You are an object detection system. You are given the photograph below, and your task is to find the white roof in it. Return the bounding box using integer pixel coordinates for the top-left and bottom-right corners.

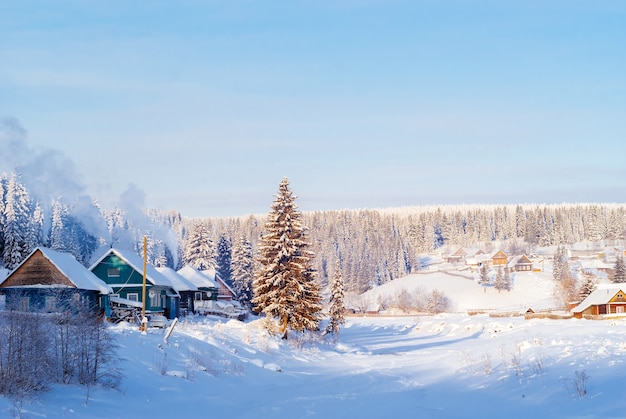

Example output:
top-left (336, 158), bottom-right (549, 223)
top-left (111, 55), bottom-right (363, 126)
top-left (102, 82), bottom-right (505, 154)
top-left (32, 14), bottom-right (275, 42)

top-left (156, 267), bottom-right (198, 292)
top-left (177, 265), bottom-right (218, 289)
top-left (89, 247), bottom-right (176, 288)
top-left (572, 286), bottom-right (626, 313)
top-left (2, 247), bottom-right (112, 294)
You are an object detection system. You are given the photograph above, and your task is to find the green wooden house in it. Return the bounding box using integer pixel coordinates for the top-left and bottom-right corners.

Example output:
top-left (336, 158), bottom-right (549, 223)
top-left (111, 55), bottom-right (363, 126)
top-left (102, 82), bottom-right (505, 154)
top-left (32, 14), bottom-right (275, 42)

top-left (89, 248), bottom-right (180, 320)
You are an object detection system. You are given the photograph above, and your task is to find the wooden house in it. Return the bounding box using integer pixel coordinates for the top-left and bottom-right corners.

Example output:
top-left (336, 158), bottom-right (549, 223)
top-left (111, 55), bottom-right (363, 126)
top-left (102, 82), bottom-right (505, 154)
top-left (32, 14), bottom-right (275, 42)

top-left (0, 247), bottom-right (111, 314)
top-left (177, 265), bottom-right (219, 313)
top-left (197, 267), bottom-right (236, 301)
top-left (447, 247), bottom-right (467, 264)
top-left (89, 248), bottom-right (180, 320)
top-left (572, 287), bottom-right (626, 319)
top-left (491, 250), bottom-right (508, 267)
top-left (511, 255), bottom-right (533, 272)
top-left (156, 266), bottom-right (200, 315)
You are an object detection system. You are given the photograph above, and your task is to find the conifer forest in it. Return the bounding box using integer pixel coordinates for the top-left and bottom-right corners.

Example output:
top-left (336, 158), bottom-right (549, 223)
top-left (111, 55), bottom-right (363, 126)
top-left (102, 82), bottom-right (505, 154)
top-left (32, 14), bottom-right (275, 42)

top-left (1, 171), bottom-right (625, 295)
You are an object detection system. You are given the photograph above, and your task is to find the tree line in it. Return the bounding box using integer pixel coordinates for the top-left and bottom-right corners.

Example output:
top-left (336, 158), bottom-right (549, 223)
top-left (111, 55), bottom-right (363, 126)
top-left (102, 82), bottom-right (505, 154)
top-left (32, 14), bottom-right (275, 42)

top-left (2, 170), bottom-right (625, 296)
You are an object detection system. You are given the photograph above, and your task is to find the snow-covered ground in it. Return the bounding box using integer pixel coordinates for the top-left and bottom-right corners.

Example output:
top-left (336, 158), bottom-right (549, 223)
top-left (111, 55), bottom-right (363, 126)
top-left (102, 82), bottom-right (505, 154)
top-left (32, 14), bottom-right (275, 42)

top-left (3, 271), bottom-right (626, 418)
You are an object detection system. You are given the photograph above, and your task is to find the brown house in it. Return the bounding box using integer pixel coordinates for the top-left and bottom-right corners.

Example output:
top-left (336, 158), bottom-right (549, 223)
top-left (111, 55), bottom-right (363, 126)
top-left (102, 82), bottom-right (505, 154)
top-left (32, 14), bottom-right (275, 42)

top-left (0, 247), bottom-right (111, 313)
top-left (572, 287), bottom-right (626, 319)
top-left (512, 255), bottom-right (533, 272)
top-left (491, 250), bottom-right (508, 267)
top-left (447, 247), bottom-right (468, 264)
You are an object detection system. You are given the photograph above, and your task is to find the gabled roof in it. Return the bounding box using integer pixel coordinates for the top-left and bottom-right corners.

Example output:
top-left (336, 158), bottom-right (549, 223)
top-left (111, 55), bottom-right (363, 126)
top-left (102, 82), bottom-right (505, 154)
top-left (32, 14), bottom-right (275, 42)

top-left (89, 247), bottom-right (175, 288)
top-left (491, 250), bottom-right (507, 259)
top-left (1, 247), bottom-right (112, 294)
top-left (156, 267), bottom-right (198, 292)
top-left (176, 265), bottom-right (218, 289)
top-left (451, 247), bottom-right (467, 257)
top-left (572, 286), bottom-right (626, 313)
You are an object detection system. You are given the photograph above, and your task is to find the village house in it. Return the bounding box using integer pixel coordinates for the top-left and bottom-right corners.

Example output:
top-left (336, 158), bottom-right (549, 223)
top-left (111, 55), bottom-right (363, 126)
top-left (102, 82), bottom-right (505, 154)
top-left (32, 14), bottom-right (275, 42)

top-left (572, 286), bottom-right (626, 319)
top-left (89, 247), bottom-right (180, 321)
top-left (176, 265), bottom-right (220, 314)
top-left (0, 247), bottom-right (111, 314)
top-left (491, 250), bottom-right (508, 267)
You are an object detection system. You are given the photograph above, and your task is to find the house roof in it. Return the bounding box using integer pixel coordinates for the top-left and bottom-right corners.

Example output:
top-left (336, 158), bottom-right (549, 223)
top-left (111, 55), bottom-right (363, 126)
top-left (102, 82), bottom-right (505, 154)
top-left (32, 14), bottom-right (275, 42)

top-left (491, 250), bottom-right (507, 259)
top-left (156, 267), bottom-right (198, 292)
top-left (572, 286), bottom-right (626, 313)
top-left (89, 247), bottom-right (176, 288)
top-left (1, 247), bottom-right (112, 294)
top-left (176, 265), bottom-right (218, 289)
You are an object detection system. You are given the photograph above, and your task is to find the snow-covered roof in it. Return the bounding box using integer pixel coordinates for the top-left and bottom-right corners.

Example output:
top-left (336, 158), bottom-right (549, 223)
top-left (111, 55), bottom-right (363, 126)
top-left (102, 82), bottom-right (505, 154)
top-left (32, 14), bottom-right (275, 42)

top-left (572, 286), bottom-right (626, 313)
top-left (156, 267), bottom-right (198, 292)
top-left (176, 265), bottom-right (218, 289)
top-left (89, 247), bottom-right (176, 288)
top-left (2, 247), bottom-right (112, 294)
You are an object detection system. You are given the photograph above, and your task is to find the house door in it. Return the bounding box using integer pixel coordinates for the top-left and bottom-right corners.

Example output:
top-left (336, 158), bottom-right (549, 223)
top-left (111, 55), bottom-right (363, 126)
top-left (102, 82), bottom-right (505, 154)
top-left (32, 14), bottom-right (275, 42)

top-left (598, 305), bottom-right (607, 315)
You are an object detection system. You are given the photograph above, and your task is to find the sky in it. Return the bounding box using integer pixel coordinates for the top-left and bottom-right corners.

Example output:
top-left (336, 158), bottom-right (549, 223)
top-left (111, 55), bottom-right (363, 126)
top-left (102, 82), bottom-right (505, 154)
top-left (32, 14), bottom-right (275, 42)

top-left (1, 1), bottom-right (625, 218)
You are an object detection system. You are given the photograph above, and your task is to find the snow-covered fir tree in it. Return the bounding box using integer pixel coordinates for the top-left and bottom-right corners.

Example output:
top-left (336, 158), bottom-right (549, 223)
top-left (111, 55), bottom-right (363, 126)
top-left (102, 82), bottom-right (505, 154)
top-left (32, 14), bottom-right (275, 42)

top-left (2, 172), bottom-right (37, 269)
top-left (182, 222), bottom-right (216, 270)
top-left (216, 233), bottom-right (232, 284)
top-left (579, 275), bottom-right (596, 300)
top-left (325, 260), bottom-right (345, 337)
top-left (494, 266), bottom-right (505, 293)
top-left (231, 234), bottom-right (254, 310)
top-left (503, 266), bottom-right (512, 291)
top-left (612, 255), bottom-right (626, 283)
top-left (252, 178), bottom-right (322, 339)
top-left (478, 263), bottom-right (490, 292)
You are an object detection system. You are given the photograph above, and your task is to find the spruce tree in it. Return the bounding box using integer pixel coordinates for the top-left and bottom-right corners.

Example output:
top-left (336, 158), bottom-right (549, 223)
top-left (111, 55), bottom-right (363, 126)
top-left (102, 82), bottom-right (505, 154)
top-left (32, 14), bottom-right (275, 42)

top-left (252, 178), bottom-right (322, 339)
top-left (579, 275), bottom-right (596, 300)
top-left (231, 234), bottom-right (254, 310)
top-left (494, 266), bottom-right (505, 293)
top-left (612, 255), bottom-right (626, 283)
top-left (216, 233), bottom-right (232, 284)
top-left (478, 263), bottom-right (490, 292)
top-left (503, 266), bottom-right (512, 291)
top-left (182, 222), bottom-right (216, 271)
top-left (325, 260), bottom-right (345, 337)
top-left (2, 172), bottom-right (35, 269)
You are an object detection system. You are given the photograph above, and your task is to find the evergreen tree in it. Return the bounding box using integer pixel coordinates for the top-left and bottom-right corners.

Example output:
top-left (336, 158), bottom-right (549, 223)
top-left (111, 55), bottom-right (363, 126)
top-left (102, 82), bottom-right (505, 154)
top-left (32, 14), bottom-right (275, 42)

top-left (2, 173), bottom-right (36, 269)
top-left (231, 234), bottom-right (254, 310)
top-left (216, 233), bottom-right (232, 284)
top-left (579, 275), bottom-right (596, 300)
top-left (612, 255), bottom-right (626, 283)
top-left (182, 222), bottom-right (216, 270)
top-left (494, 266), bottom-right (505, 293)
top-left (325, 260), bottom-right (345, 337)
top-left (503, 266), bottom-right (512, 292)
top-left (478, 263), bottom-right (490, 292)
top-left (252, 178), bottom-right (322, 339)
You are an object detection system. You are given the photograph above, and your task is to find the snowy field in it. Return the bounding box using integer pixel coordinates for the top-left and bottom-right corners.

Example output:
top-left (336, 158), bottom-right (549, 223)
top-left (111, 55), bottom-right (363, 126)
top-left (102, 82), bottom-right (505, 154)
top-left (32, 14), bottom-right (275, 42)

top-left (3, 272), bottom-right (626, 418)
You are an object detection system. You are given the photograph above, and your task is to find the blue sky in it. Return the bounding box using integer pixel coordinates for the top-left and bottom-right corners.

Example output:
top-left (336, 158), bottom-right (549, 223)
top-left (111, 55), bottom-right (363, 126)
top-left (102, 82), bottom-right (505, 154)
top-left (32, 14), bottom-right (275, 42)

top-left (1, 1), bottom-right (625, 217)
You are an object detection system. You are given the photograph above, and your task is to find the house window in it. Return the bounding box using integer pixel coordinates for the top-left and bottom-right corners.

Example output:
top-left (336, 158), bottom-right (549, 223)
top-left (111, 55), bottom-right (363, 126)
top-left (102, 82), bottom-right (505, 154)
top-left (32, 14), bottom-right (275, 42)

top-left (617, 306), bottom-right (624, 314)
top-left (45, 296), bottom-right (56, 312)
top-left (107, 268), bottom-right (121, 277)
top-left (127, 293), bottom-right (139, 302)
top-left (150, 291), bottom-right (160, 307)
top-left (195, 292), bottom-right (202, 301)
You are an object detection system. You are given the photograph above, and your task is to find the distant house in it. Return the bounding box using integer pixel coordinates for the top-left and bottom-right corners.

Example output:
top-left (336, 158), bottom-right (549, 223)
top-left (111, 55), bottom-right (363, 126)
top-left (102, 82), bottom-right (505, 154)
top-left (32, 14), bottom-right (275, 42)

top-left (89, 248), bottom-right (180, 320)
top-left (511, 255), bottom-right (533, 272)
top-left (491, 250), bottom-right (508, 267)
top-left (572, 287), bottom-right (626, 319)
top-left (177, 265), bottom-right (220, 314)
top-left (447, 247), bottom-right (467, 264)
top-left (0, 247), bottom-right (111, 314)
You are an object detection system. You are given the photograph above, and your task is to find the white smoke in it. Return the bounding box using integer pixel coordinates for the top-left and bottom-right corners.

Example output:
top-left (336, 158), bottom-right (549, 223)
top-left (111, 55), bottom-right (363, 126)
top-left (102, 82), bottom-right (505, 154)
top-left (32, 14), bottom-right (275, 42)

top-left (1, 117), bottom-right (179, 263)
